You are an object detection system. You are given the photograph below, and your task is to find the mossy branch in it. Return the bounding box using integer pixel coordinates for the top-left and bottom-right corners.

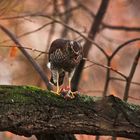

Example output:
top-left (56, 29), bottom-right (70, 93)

top-left (0, 85), bottom-right (140, 139)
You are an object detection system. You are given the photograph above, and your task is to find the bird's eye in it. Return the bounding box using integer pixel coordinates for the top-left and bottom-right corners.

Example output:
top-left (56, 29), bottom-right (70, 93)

top-left (70, 42), bottom-right (81, 55)
top-left (72, 42), bottom-right (79, 52)
top-left (67, 41), bottom-right (81, 54)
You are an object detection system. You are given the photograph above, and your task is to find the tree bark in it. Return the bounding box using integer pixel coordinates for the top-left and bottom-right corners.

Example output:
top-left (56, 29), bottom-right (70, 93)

top-left (0, 85), bottom-right (140, 139)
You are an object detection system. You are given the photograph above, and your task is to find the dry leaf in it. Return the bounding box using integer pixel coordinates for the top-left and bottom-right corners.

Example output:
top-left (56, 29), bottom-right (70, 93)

top-left (9, 46), bottom-right (17, 58)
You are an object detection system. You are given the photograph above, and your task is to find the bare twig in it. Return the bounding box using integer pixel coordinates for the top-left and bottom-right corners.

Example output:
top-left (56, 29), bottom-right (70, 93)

top-left (129, 96), bottom-right (140, 101)
top-left (0, 21), bottom-right (54, 44)
top-left (18, 21), bottom-right (54, 37)
top-left (61, 0), bottom-right (72, 37)
top-left (83, 58), bottom-right (127, 79)
top-left (102, 23), bottom-right (140, 32)
top-left (0, 45), bottom-right (47, 54)
top-left (79, 2), bottom-right (95, 17)
top-left (110, 77), bottom-right (140, 86)
top-left (111, 38), bottom-right (140, 59)
top-left (102, 59), bottom-right (111, 97)
top-left (0, 5), bottom-right (80, 20)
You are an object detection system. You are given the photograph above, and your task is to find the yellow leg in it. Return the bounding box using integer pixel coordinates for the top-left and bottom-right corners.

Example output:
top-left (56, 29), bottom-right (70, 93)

top-left (56, 71), bottom-right (60, 95)
top-left (51, 71), bottom-right (61, 95)
top-left (68, 77), bottom-right (71, 90)
top-left (68, 77), bottom-right (76, 98)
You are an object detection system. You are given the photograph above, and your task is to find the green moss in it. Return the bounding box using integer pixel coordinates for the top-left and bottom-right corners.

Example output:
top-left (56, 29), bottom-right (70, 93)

top-left (22, 85), bottom-right (42, 92)
top-left (75, 94), bottom-right (101, 105)
top-left (2, 85), bottom-right (139, 112)
top-left (8, 93), bottom-right (31, 103)
top-left (0, 85), bottom-right (101, 106)
top-left (0, 85), bottom-right (45, 103)
top-left (83, 95), bottom-right (100, 102)
top-left (125, 102), bottom-right (140, 111)
top-left (113, 95), bottom-right (140, 111)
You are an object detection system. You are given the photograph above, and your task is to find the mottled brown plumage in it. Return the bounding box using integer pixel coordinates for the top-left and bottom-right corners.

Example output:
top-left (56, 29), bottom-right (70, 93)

top-left (48, 39), bottom-right (83, 90)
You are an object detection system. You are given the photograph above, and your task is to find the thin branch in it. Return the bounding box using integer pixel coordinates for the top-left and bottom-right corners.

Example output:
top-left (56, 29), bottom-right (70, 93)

top-left (0, 21), bottom-right (54, 44)
top-left (0, 45), bottom-right (47, 54)
top-left (83, 63), bottom-right (96, 69)
top-left (129, 96), bottom-right (140, 101)
top-left (58, 5), bottom-right (80, 17)
top-left (0, 5), bottom-right (80, 20)
top-left (84, 58), bottom-right (127, 79)
top-left (110, 77), bottom-right (140, 86)
top-left (17, 21), bottom-right (54, 38)
top-left (61, 0), bottom-right (72, 37)
top-left (79, 3), bottom-right (95, 17)
top-left (102, 23), bottom-right (140, 32)
top-left (111, 38), bottom-right (140, 59)
top-left (103, 59), bottom-right (111, 97)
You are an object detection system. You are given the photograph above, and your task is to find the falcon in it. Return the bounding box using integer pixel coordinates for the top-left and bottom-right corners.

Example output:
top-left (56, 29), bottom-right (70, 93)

top-left (47, 39), bottom-right (83, 97)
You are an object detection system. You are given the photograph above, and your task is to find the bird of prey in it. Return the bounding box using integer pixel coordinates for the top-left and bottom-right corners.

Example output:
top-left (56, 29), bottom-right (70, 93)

top-left (47, 39), bottom-right (83, 97)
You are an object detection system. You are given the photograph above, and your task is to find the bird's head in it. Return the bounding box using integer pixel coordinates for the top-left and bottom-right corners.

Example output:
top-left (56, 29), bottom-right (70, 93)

top-left (67, 40), bottom-right (82, 56)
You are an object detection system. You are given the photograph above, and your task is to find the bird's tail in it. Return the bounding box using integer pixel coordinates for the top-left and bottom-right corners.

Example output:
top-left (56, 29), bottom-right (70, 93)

top-left (50, 71), bottom-right (65, 86)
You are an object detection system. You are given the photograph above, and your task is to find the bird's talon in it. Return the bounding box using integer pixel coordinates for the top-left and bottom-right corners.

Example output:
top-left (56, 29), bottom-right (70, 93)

top-left (51, 89), bottom-right (79, 99)
top-left (69, 91), bottom-right (78, 98)
top-left (61, 90), bottom-right (78, 99)
top-left (51, 90), bottom-right (61, 96)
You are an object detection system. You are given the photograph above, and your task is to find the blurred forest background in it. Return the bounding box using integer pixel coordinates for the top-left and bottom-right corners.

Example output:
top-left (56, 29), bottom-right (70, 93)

top-left (0, 0), bottom-right (140, 140)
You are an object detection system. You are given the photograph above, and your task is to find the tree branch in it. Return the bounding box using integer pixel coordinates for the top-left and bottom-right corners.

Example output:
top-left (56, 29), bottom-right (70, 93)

top-left (0, 85), bottom-right (140, 139)
top-left (102, 23), bottom-right (140, 32)
top-left (123, 49), bottom-right (140, 101)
